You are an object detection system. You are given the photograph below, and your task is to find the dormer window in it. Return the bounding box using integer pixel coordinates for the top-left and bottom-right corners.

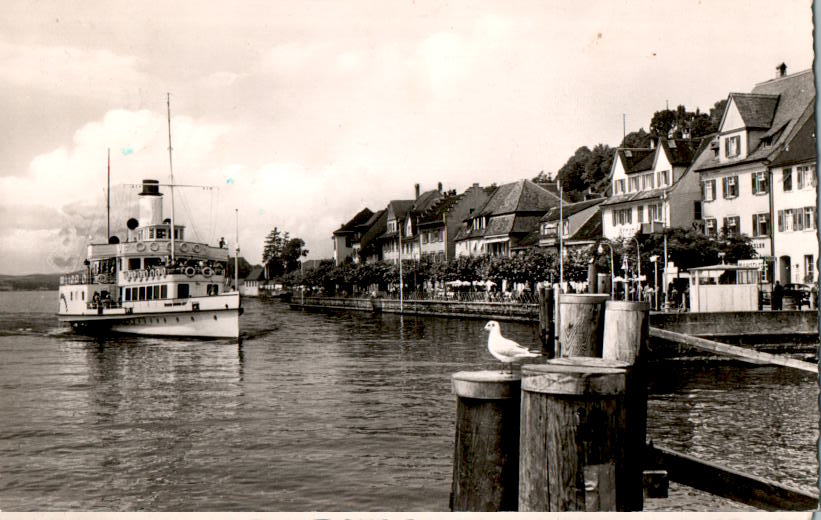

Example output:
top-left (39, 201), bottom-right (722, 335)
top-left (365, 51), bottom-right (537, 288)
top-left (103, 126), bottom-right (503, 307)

top-left (628, 176), bottom-right (640, 192)
top-left (657, 170), bottom-right (669, 186)
top-left (724, 135), bottom-right (741, 158)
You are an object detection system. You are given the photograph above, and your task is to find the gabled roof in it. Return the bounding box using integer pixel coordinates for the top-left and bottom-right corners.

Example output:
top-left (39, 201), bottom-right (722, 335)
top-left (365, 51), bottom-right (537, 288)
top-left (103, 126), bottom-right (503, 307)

top-left (411, 189), bottom-right (442, 215)
top-left (478, 179), bottom-right (562, 216)
top-left (769, 106), bottom-right (816, 167)
top-left (541, 197), bottom-right (605, 222)
top-left (359, 209), bottom-right (387, 254)
top-left (245, 266), bottom-right (265, 281)
top-left (333, 207), bottom-right (374, 235)
top-left (616, 148), bottom-right (654, 174)
top-left (419, 192), bottom-right (458, 225)
top-left (626, 149), bottom-right (656, 174)
top-left (386, 200), bottom-right (414, 221)
top-left (658, 138), bottom-right (700, 167)
top-left (601, 187), bottom-right (667, 207)
top-left (569, 208), bottom-right (603, 242)
top-left (728, 93), bottom-right (779, 129)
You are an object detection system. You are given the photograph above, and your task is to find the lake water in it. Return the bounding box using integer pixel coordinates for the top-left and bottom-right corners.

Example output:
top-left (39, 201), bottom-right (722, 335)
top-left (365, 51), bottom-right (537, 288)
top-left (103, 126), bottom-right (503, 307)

top-left (0, 291), bottom-right (816, 511)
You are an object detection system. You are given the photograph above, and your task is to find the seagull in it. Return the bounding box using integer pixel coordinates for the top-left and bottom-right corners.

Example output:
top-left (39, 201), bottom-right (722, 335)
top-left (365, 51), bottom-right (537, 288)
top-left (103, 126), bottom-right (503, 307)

top-left (484, 320), bottom-right (540, 373)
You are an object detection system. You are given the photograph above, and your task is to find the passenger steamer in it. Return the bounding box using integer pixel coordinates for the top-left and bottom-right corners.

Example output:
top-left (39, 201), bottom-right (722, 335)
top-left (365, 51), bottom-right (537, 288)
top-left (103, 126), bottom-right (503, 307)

top-left (57, 179), bottom-right (242, 338)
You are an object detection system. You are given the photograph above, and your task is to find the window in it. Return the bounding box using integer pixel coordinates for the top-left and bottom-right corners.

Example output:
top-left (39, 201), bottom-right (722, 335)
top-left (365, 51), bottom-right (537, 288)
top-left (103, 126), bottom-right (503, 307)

top-left (161, 285), bottom-right (168, 299)
top-left (783, 168), bottom-right (793, 191)
top-left (725, 135), bottom-right (741, 158)
top-left (751, 171), bottom-right (769, 195)
top-left (703, 179), bottom-right (716, 201)
top-left (805, 255), bottom-right (815, 281)
top-left (752, 213), bottom-right (770, 237)
top-left (128, 258), bottom-right (141, 270)
top-left (616, 179), bottom-right (625, 194)
top-left (694, 201), bottom-right (702, 221)
top-left (178, 284), bottom-right (189, 299)
top-left (636, 205), bottom-right (644, 223)
top-left (704, 218), bottom-right (717, 236)
top-left (157, 228), bottom-right (167, 239)
top-left (642, 173), bottom-right (654, 190)
top-left (617, 208), bottom-right (632, 225)
top-left (722, 175), bottom-right (738, 199)
top-left (804, 207), bottom-right (816, 230)
top-left (797, 164), bottom-right (817, 189)
top-left (657, 170), bottom-right (670, 187)
top-left (722, 216), bottom-right (740, 236)
top-left (147, 286), bottom-right (154, 300)
top-left (611, 210), bottom-right (617, 226)
top-left (139, 286), bottom-right (146, 301)
top-left (629, 176), bottom-right (640, 192)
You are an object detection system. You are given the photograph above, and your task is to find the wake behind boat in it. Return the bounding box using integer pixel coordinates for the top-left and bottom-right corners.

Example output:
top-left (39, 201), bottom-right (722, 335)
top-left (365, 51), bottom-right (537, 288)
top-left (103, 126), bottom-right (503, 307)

top-left (57, 179), bottom-right (242, 338)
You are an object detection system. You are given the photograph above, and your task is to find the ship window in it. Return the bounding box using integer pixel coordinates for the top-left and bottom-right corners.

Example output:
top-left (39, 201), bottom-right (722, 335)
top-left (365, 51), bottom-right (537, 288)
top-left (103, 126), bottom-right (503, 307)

top-left (128, 258), bottom-right (141, 270)
top-left (157, 228), bottom-right (167, 239)
top-left (161, 285), bottom-right (168, 299)
top-left (149, 228), bottom-right (155, 239)
top-left (82, 291), bottom-right (85, 301)
top-left (70, 292), bottom-right (73, 301)
top-left (144, 257), bottom-right (162, 269)
top-left (178, 283), bottom-right (189, 299)
top-left (139, 287), bottom-right (146, 301)
top-left (147, 286), bottom-right (154, 300)
top-left (124, 288), bottom-right (130, 301)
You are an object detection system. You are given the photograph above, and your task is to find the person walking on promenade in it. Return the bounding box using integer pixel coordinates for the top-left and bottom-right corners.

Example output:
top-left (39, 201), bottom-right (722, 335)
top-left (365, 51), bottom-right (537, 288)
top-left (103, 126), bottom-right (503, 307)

top-left (772, 280), bottom-right (784, 311)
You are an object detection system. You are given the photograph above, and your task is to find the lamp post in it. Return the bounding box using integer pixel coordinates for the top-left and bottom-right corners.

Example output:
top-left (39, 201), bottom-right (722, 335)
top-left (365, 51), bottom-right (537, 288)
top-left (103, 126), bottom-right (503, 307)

top-left (650, 254), bottom-right (659, 310)
top-left (622, 256), bottom-right (629, 301)
top-left (597, 240), bottom-right (614, 299)
top-left (628, 236), bottom-right (641, 302)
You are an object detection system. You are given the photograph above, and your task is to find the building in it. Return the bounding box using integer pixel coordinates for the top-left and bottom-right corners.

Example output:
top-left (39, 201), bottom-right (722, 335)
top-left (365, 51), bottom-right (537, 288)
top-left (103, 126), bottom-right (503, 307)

top-left (332, 207), bottom-right (374, 265)
top-left (355, 209), bottom-right (387, 264)
top-left (398, 184), bottom-right (444, 261)
top-left (602, 137), bottom-right (704, 241)
top-left (693, 66), bottom-right (815, 284)
top-left (538, 197), bottom-right (605, 253)
top-left (454, 179), bottom-right (563, 257)
top-left (240, 265), bottom-right (265, 297)
top-left (415, 183), bottom-right (494, 262)
top-left (380, 199), bottom-right (414, 264)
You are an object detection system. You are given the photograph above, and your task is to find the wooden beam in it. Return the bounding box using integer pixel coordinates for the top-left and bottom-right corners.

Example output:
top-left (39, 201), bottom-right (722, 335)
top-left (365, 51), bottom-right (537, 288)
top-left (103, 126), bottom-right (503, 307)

top-left (649, 327), bottom-right (817, 374)
top-left (647, 444), bottom-right (818, 511)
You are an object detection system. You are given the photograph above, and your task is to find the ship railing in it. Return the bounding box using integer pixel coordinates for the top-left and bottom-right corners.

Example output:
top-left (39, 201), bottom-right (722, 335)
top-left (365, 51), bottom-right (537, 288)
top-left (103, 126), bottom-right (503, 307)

top-left (86, 299), bottom-right (123, 310)
top-left (60, 272), bottom-right (119, 285)
top-left (122, 265), bottom-right (226, 282)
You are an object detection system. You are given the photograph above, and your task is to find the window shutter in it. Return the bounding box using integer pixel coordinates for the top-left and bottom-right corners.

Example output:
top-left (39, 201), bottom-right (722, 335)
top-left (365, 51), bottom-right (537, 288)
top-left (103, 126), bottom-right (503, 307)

top-left (752, 172), bottom-right (756, 194)
top-left (701, 182), bottom-right (705, 200)
top-left (722, 177), bottom-right (728, 198)
top-left (778, 210), bottom-right (784, 232)
top-left (752, 215), bottom-right (757, 236)
top-left (612, 210), bottom-right (616, 226)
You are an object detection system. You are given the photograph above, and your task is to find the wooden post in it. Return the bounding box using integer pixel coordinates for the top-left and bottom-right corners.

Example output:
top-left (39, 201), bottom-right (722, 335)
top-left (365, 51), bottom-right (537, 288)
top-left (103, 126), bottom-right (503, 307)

top-left (519, 360), bottom-right (627, 511)
top-left (538, 286), bottom-right (555, 357)
top-left (451, 371), bottom-right (521, 511)
top-left (557, 293), bottom-right (609, 358)
top-left (602, 300), bottom-right (649, 511)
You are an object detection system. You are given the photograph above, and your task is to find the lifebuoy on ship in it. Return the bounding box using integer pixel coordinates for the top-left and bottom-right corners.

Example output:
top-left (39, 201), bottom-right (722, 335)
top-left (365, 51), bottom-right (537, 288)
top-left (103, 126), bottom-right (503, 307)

top-left (185, 266), bottom-right (195, 277)
top-left (150, 242), bottom-right (159, 252)
top-left (202, 267), bottom-right (213, 278)
top-left (159, 267), bottom-right (166, 277)
top-left (180, 243), bottom-right (189, 253)
top-left (136, 242), bottom-right (146, 252)
top-left (192, 244), bottom-right (201, 253)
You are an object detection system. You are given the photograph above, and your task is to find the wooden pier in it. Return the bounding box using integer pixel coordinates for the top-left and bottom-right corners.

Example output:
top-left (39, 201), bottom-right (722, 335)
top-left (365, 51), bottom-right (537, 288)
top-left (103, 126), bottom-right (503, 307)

top-left (450, 290), bottom-right (818, 512)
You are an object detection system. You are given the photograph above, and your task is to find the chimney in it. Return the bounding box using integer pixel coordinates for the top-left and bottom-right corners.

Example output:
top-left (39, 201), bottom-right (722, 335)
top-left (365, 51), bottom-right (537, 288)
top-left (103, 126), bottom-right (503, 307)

top-left (437, 182), bottom-right (442, 193)
top-left (473, 182), bottom-right (479, 187)
top-left (414, 183), bottom-right (420, 198)
top-left (776, 62), bottom-right (787, 78)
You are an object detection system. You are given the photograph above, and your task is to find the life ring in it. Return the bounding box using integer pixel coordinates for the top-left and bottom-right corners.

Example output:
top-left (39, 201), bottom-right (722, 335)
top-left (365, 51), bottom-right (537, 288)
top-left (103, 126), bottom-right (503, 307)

top-left (214, 266), bottom-right (224, 276)
top-left (150, 242), bottom-right (159, 252)
top-left (185, 266), bottom-right (195, 277)
top-left (202, 267), bottom-right (213, 278)
top-left (136, 242), bottom-right (146, 252)
top-left (159, 267), bottom-right (166, 277)
top-left (180, 243), bottom-right (189, 253)
top-left (192, 244), bottom-right (201, 253)
top-left (150, 269), bottom-right (157, 278)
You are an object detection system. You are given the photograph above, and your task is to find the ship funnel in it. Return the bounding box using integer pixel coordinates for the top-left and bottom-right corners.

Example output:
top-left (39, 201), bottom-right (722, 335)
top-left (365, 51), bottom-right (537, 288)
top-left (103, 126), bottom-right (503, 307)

top-left (138, 179), bottom-right (164, 226)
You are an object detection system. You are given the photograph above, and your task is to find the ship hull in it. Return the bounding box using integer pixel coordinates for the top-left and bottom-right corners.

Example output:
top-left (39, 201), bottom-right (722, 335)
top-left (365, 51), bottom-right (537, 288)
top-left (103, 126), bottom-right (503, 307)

top-left (60, 308), bottom-right (240, 338)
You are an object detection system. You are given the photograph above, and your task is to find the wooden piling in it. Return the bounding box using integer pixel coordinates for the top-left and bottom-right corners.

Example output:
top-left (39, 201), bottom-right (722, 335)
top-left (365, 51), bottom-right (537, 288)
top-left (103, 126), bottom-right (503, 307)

top-left (537, 286), bottom-right (555, 357)
top-left (450, 370), bottom-right (521, 511)
top-left (519, 360), bottom-right (628, 511)
top-left (602, 300), bottom-right (650, 511)
top-left (557, 293), bottom-right (609, 358)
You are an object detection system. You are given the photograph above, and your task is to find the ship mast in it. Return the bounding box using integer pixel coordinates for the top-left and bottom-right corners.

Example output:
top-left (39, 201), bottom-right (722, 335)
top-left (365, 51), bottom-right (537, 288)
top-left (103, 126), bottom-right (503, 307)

top-left (167, 93), bottom-right (176, 263)
top-left (235, 208), bottom-right (240, 291)
top-left (106, 148), bottom-right (111, 241)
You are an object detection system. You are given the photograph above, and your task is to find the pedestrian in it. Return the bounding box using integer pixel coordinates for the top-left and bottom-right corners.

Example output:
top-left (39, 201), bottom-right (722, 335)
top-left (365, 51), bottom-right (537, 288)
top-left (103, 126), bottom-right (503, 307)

top-left (772, 280), bottom-right (783, 311)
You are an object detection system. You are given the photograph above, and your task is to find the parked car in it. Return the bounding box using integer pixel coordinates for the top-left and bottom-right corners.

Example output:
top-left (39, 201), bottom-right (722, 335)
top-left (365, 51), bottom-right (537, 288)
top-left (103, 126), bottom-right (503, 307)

top-left (783, 283), bottom-right (812, 308)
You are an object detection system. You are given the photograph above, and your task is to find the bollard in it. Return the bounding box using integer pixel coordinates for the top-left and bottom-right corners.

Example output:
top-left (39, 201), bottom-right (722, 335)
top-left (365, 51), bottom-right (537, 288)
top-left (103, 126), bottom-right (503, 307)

top-left (451, 370), bottom-right (521, 511)
top-left (537, 286), bottom-right (555, 357)
top-left (602, 300), bottom-right (650, 511)
top-left (519, 359), bottom-right (628, 511)
top-left (557, 294), bottom-right (609, 358)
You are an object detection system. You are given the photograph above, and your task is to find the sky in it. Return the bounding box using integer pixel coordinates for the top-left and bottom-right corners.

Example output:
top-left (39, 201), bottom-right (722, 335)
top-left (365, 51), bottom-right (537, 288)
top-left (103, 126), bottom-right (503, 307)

top-left (0, 0), bottom-right (814, 274)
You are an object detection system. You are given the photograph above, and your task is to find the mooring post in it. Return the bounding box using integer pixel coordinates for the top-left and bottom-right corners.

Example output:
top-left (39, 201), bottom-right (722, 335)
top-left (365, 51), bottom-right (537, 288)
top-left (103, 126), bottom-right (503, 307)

top-left (557, 293), bottom-right (609, 358)
top-left (602, 300), bottom-right (650, 511)
top-left (450, 370), bottom-right (521, 511)
top-left (519, 359), bottom-right (628, 511)
top-left (537, 286), bottom-right (555, 357)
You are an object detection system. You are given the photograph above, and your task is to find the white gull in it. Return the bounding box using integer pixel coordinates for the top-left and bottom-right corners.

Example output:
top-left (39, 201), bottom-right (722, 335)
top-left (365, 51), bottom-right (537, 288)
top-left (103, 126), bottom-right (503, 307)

top-left (483, 320), bottom-right (540, 373)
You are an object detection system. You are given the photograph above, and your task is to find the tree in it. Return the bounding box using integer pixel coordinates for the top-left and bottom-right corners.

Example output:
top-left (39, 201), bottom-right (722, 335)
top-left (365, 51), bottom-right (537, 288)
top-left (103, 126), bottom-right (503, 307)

top-left (620, 128), bottom-right (651, 148)
top-left (262, 227), bottom-right (308, 278)
top-left (557, 146), bottom-right (592, 199)
top-left (583, 143), bottom-right (615, 194)
top-left (282, 238), bottom-right (308, 273)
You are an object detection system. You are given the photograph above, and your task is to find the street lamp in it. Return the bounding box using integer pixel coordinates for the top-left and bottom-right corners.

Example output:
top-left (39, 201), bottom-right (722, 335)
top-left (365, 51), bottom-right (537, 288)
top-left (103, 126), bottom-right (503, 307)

top-left (649, 254), bottom-right (659, 310)
top-left (597, 240), bottom-right (614, 300)
top-left (628, 236), bottom-right (641, 302)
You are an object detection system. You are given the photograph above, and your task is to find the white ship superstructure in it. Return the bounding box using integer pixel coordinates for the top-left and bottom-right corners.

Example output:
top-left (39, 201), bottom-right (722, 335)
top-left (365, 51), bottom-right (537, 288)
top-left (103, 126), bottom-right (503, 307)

top-left (57, 179), bottom-right (241, 338)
